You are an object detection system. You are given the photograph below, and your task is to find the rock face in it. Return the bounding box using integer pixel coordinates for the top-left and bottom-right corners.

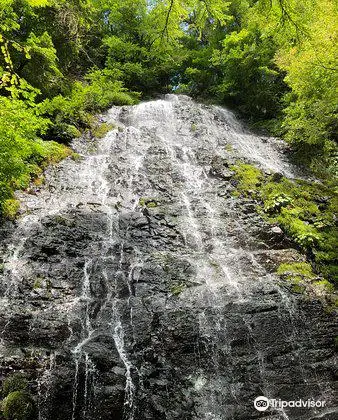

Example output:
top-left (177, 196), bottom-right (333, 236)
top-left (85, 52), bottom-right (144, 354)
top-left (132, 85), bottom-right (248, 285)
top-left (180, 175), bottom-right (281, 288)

top-left (0, 95), bottom-right (337, 420)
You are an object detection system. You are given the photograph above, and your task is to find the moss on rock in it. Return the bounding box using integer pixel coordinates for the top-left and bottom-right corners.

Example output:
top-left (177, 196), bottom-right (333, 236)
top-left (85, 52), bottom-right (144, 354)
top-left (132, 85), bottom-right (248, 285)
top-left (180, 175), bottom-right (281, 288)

top-left (91, 122), bottom-right (115, 139)
top-left (1, 374), bottom-right (28, 398)
top-left (1, 391), bottom-right (37, 420)
top-left (277, 262), bottom-right (316, 279)
top-left (229, 161), bottom-right (337, 285)
top-left (139, 197), bottom-right (158, 208)
top-left (230, 163), bottom-right (263, 196)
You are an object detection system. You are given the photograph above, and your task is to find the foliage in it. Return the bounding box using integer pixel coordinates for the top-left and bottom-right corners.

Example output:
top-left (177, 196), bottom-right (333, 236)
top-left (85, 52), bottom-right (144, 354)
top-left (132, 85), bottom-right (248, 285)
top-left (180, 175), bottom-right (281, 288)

top-left (174, 0), bottom-right (337, 177)
top-left (0, 0), bottom-right (336, 221)
top-left (0, 96), bottom-right (72, 217)
top-left (231, 162), bottom-right (338, 283)
top-left (38, 69), bottom-right (138, 141)
top-left (260, 177), bottom-right (338, 280)
top-left (1, 199), bottom-right (20, 220)
top-left (275, 0), bottom-right (338, 175)
top-left (211, 26), bottom-right (286, 118)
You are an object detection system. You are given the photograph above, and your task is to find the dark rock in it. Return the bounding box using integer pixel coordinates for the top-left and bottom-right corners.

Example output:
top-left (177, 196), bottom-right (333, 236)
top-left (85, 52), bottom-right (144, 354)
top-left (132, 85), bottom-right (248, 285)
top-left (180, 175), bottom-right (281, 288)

top-left (0, 96), bottom-right (336, 420)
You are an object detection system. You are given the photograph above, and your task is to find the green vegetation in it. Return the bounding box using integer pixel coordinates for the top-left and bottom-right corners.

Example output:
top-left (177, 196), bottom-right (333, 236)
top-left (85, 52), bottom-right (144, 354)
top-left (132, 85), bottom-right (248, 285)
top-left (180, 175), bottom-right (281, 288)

top-left (91, 122), bottom-right (116, 139)
top-left (0, 0), bottom-right (336, 228)
top-left (0, 1), bottom-right (138, 218)
top-left (314, 279), bottom-right (335, 293)
top-left (277, 262), bottom-right (316, 293)
top-left (139, 197), bottom-right (158, 208)
top-left (171, 283), bottom-right (186, 296)
top-left (277, 262), bottom-right (316, 279)
top-left (1, 199), bottom-right (20, 220)
top-left (1, 373), bottom-right (36, 420)
top-left (1, 391), bottom-right (37, 420)
top-left (71, 153), bottom-right (82, 162)
top-left (232, 163), bottom-right (337, 285)
top-left (1, 374), bottom-right (28, 397)
top-left (230, 163), bottom-right (263, 197)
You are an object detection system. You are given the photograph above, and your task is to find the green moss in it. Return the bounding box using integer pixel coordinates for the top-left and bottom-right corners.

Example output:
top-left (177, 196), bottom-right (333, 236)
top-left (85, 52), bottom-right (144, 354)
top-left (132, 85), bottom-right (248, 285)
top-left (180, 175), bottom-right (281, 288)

top-left (292, 283), bottom-right (306, 293)
top-left (279, 213), bottom-right (322, 248)
top-left (230, 163), bottom-right (263, 196)
top-left (139, 197), bottom-right (158, 208)
top-left (33, 277), bottom-right (43, 289)
top-left (71, 152), bottom-right (82, 162)
top-left (227, 161), bottom-right (337, 286)
top-left (265, 180), bottom-right (337, 278)
top-left (91, 122), bottom-right (115, 139)
top-left (1, 374), bottom-right (28, 397)
top-left (170, 283), bottom-right (186, 296)
top-left (225, 144), bottom-right (234, 152)
top-left (226, 161), bottom-right (337, 287)
top-left (1, 138), bottom-right (72, 220)
top-left (277, 262), bottom-right (316, 278)
top-left (277, 262), bottom-right (318, 293)
top-left (1, 199), bottom-right (20, 220)
top-left (35, 139), bottom-right (72, 166)
top-left (1, 391), bottom-right (37, 420)
top-left (313, 280), bottom-right (335, 293)
top-left (191, 123), bottom-right (197, 132)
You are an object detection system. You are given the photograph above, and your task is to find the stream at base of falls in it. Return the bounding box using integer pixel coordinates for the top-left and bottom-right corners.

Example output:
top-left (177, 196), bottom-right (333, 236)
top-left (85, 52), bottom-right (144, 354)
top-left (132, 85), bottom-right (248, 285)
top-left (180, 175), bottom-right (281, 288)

top-left (0, 95), bottom-right (337, 420)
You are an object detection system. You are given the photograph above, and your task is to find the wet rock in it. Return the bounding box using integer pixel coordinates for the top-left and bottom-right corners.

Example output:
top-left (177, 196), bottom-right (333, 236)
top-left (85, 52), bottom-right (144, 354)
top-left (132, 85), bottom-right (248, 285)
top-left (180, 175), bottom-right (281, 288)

top-left (0, 96), bottom-right (336, 420)
top-left (271, 226), bottom-right (283, 235)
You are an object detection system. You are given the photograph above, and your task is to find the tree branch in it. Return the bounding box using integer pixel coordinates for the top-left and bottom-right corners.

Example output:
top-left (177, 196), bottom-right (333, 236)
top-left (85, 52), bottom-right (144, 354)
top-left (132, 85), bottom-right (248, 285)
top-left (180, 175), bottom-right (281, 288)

top-left (161, 0), bottom-right (175, 41)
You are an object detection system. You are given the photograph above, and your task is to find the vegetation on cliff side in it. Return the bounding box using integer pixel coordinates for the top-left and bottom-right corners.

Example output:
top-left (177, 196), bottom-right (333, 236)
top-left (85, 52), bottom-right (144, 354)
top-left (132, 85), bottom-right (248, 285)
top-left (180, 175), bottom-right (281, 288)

top-left (0, 2), bottom-right (337, 252)
top-left (231, 162), bottom-right (337, 287)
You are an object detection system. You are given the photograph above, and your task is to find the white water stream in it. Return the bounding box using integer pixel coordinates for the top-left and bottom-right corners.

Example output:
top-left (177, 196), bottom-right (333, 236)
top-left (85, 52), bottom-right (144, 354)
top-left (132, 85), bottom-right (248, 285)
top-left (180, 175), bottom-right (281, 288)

top-left (0, 95), bottom-right (336, 420)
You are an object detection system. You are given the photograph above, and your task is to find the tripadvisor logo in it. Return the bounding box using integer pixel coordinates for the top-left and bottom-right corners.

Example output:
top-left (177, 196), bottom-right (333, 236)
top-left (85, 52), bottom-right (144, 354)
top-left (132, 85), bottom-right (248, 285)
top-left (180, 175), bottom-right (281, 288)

top-left (254, 396), bottom-right (326, 412)
top-left (254, 396), bottom-right (269, 411)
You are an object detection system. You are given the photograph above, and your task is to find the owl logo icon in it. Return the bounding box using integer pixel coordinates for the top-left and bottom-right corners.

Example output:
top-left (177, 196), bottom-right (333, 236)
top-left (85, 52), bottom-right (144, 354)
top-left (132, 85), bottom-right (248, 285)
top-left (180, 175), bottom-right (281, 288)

top-left (254, 396), bottom-right (269, 411)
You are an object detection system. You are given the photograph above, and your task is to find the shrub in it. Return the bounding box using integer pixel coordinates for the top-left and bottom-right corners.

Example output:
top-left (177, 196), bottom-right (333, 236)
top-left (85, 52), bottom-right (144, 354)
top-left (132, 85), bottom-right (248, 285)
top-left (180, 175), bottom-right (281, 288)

top-left (1, 199), bottom-right (20, 220)
top-left (0, 97), bottom-right (72, 218)
top-left (39, 69), bottom-right (139, 141)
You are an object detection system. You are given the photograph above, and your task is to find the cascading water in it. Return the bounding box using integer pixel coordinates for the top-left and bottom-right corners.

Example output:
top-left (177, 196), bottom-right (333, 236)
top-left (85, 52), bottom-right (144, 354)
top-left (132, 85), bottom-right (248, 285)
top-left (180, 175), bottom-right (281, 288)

top-left (0, 95), bottom-right (337, 420)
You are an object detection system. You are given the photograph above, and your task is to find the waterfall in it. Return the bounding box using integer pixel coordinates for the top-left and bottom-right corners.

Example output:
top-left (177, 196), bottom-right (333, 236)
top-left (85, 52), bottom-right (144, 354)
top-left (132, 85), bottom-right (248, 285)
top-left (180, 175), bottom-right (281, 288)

top-left (0, 95), bottom-right (336, 420)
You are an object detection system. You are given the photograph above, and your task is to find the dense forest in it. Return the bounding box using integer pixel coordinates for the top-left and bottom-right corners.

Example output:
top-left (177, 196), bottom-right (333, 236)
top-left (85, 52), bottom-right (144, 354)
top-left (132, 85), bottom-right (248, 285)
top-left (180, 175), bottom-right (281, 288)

top-left (0, 0), bottom-right (337, 279)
